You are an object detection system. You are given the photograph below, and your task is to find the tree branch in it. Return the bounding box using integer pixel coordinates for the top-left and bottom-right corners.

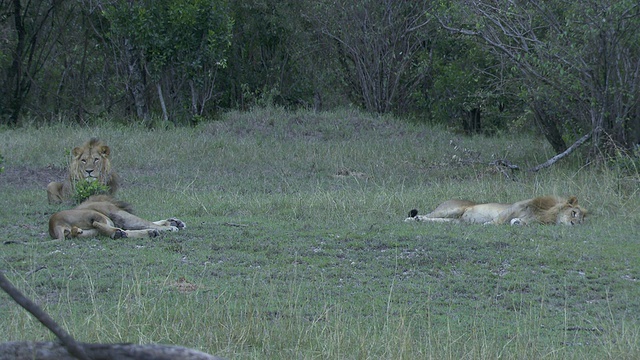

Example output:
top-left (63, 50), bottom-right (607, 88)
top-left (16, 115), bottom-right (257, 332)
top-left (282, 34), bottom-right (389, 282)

top-left (0, 272), bottom-right (90, 360)
top-left (0, 271), bottom-right (225, 360)
top-left (528, 131), bottom-right (592, 172)
top-left (0, 342), bottom-right (225, 360)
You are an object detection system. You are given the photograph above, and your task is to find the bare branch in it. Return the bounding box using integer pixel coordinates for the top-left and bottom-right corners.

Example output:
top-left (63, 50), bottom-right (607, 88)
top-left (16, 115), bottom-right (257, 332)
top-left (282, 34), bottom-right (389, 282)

top-left (0, 342), bottom-right (225, 360)
top-left (528, 131), bottom-right (593, 172)
top-left (0, 271), bottom-right (225, 360)
top-left (0, 272), bottom-right (90, 360)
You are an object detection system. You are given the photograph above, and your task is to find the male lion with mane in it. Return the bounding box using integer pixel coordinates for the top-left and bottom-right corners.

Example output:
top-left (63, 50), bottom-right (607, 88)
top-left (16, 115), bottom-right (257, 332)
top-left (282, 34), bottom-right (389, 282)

top-left (47, 138), bottom-right (119, 204)
top-left (405, 196), bottom-right (586, 225)
top-left (49, 195), bottom-right (186, 241)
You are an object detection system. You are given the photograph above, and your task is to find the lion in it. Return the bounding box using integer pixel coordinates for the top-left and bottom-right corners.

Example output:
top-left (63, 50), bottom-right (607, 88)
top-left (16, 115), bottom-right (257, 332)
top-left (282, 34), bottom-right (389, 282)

top-left (47, 138), bottom-right (119, 204)
top-left (49, 195), bottom-right (186, 241)
top-left (405, 196), bottom-right (586, 225)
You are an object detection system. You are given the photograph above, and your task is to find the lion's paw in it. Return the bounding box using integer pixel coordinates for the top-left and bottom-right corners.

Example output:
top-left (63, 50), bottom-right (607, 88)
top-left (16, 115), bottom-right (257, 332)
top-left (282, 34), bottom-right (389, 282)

top-left (113, 229), bottom-right (128, 239)
top-left (168, 218), bottom-right (186, 230)
top-left (148, 229), bottom-right (160, 238)
top-left (71, 226), bottom-right (84, 237)
top-left (510, 218), bottom-right (523, 226)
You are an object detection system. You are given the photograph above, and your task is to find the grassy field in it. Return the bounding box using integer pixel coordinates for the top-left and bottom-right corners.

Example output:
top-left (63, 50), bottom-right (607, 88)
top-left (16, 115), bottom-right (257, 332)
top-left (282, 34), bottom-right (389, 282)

top-left (1, 107), bottom-right (639, 359)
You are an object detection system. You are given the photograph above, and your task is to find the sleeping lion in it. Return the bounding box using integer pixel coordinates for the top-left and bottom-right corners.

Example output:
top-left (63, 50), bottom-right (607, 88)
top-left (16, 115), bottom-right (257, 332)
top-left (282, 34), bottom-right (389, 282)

top-left (49, 195), bottom-right (185, 241)
top-left (405, 196), bottom-right (586, 225)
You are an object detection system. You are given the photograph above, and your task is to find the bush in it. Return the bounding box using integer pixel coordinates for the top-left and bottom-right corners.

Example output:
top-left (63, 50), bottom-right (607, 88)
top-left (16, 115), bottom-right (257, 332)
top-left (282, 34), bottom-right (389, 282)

top-left (609, 145), bottom-right (640, 177)
top-left (73, 179), bottom-right (110, 203)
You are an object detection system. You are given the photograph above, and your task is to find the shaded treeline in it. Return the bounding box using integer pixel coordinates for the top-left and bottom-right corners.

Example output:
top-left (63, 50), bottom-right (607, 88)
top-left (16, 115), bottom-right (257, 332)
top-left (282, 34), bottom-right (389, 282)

top-left (1, 0), bottom-right (639, 153)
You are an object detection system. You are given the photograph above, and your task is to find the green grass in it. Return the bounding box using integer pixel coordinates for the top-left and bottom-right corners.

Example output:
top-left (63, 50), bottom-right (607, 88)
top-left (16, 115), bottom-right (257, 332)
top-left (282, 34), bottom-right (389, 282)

top-left (1, 107), bottom-right (639, 359)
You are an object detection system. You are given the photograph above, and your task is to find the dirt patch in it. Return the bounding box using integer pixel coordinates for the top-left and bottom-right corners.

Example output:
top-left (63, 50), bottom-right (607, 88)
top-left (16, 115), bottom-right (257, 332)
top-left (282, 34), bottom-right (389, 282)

top-left (0, 165), bottom-right (66, 189)
top-left (333, 167), bottom-right (368, 179)
top-left (169, 277), bottom-right (198, 293)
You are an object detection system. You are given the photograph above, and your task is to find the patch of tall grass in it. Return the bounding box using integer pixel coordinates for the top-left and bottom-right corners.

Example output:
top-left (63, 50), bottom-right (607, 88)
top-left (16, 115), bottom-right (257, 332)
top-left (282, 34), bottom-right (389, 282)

top-left (0, 106), bottom-right (639, 359)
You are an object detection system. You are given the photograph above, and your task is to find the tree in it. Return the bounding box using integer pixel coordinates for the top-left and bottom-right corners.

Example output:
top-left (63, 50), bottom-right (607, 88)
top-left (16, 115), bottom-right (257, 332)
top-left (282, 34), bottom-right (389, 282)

top-left (101, 0), bottom-right (233, 123)
top-left (0, 0), bottom-right (69, 125)
top-left (223, 0), bottom-right (316, 109)
top-left (440, 0), bottom-right (640, 154)
top-left (308, 0), bottom-right (433, 114)
top-left (425, 26), bottom-right (522, 134)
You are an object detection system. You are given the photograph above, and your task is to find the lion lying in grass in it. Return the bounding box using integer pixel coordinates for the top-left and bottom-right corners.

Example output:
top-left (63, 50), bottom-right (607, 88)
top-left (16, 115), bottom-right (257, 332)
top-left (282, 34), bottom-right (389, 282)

top-left (405, 196), bottom-right (586, 225)
top-left (47, 138), bottom-right (119, 204)
top-left (49, 195), bottom-right (185, 241)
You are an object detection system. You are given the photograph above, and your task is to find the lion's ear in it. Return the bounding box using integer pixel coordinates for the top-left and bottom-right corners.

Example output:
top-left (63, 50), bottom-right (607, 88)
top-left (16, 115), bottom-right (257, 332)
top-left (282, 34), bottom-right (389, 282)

top-left (567, 196), bottom-right (578, 206)
top-left (71, 147), bottom-right (83, 158)
top-left (100, 145), bottom-right (111, 158)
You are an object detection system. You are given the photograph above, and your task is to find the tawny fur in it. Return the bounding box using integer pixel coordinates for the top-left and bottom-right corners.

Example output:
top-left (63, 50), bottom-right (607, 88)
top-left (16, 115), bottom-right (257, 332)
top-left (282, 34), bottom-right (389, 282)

top-left (47, 138), bottom-right (119, 204)
top-left (49, 195), bottom-right (185, 240)
top-left (405, 196), bottom-right (586, 226)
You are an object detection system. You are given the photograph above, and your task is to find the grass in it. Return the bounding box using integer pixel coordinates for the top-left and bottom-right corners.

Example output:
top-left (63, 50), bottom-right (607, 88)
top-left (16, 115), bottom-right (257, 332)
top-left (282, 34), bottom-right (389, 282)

top-left (0, 107), bottom-right (639, 359)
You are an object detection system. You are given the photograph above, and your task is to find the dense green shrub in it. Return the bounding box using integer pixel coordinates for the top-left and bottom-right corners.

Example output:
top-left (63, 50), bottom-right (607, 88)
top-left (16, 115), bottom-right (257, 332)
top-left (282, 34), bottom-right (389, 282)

top-left (72, 179), bottom-right (110, 203)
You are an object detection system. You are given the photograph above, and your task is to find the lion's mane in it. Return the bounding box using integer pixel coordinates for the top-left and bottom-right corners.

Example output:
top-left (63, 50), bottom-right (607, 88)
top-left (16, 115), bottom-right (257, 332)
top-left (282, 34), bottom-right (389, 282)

top-left (47, 138), bottom-right (119, 204)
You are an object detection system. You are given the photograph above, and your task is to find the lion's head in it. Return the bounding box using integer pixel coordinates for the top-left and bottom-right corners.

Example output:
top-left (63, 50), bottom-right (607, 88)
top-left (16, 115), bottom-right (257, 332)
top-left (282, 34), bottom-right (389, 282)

top-left (69, 138), bottom-right (113, 184)
top-left (66, 138), bottom-right (119, 203)
top-left (553, 196), bottom-right (587, 225)
top-left (47, 138), bottom-right (119, 204)
top-left (533, 196), bottom-right (587, 225)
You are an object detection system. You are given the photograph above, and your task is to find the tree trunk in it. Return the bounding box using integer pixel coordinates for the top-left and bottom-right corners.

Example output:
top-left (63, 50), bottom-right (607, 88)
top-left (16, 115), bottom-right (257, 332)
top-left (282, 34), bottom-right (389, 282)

top-left (531, 101), bottom-right (567, 153)
top-left (125, 39), bottom-right (148, 120)
top-left (190, 80), bottom-right (199, 116)
top-left (462, 107), bottom-right (482, 134)
top-left (5, 0), bottom-right (27, 125)
top-left (157, 83), bottom-right (169, 122)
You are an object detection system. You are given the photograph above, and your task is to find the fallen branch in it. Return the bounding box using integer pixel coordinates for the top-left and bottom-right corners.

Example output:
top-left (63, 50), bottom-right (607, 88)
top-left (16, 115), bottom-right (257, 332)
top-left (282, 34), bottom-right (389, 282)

top-left (0, 271), bottom-right (224, 360)
top-left (222, 222), bottom-right (249, 227)
top-left (489, 159), bottom-right (520, 180)
top-left (0, 272), bottom-right (90, 360)
top-left (0, 342), bottom-right (224, 360)
top-left (528, 131), bottom-right (592, 172)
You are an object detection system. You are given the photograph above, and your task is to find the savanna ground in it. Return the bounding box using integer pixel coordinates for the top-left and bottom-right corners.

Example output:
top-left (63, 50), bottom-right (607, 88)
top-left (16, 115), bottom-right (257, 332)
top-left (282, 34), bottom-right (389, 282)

top-left (0, 108), bottom-right (639, 359)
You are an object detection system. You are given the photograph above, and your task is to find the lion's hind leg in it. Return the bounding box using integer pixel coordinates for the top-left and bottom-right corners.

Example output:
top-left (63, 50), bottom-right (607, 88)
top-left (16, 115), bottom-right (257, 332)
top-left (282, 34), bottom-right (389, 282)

top-left (71, 227), bottom-right (102, 238)
top-left (89, 217), bottom-right (129, 239)
top-left (119, 229), bottom-right (160, 238)
top-left (93, 220), bottom-right (160, 239)
top-left (418, 199), bottom-right (476, 222)
top-left (108, 208), bottom-right (185, 233)
top-left (404, 213), bottom-right (459, 223)
top-left (405, 200), bottom-right (474, 223)
top-left (49, 209), bottom-right (111, 240)
top-left (93, 223), bottom-right (161, 239)
top-left (415, 216), bottom-right (459, 223)
top-left (152, 218), bottom-right (186, 230)
top-left (113, 217), bottom-right (185, 238)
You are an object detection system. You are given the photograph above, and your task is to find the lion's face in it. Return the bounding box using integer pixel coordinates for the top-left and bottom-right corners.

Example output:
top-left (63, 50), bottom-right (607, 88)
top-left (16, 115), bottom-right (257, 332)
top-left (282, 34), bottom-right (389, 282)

top-left (556, 197), bottom-right (586, 225)
top-left (69, 139), bottom-right (112, 184)
top-left (557, 207), bottom-right (585, 225)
